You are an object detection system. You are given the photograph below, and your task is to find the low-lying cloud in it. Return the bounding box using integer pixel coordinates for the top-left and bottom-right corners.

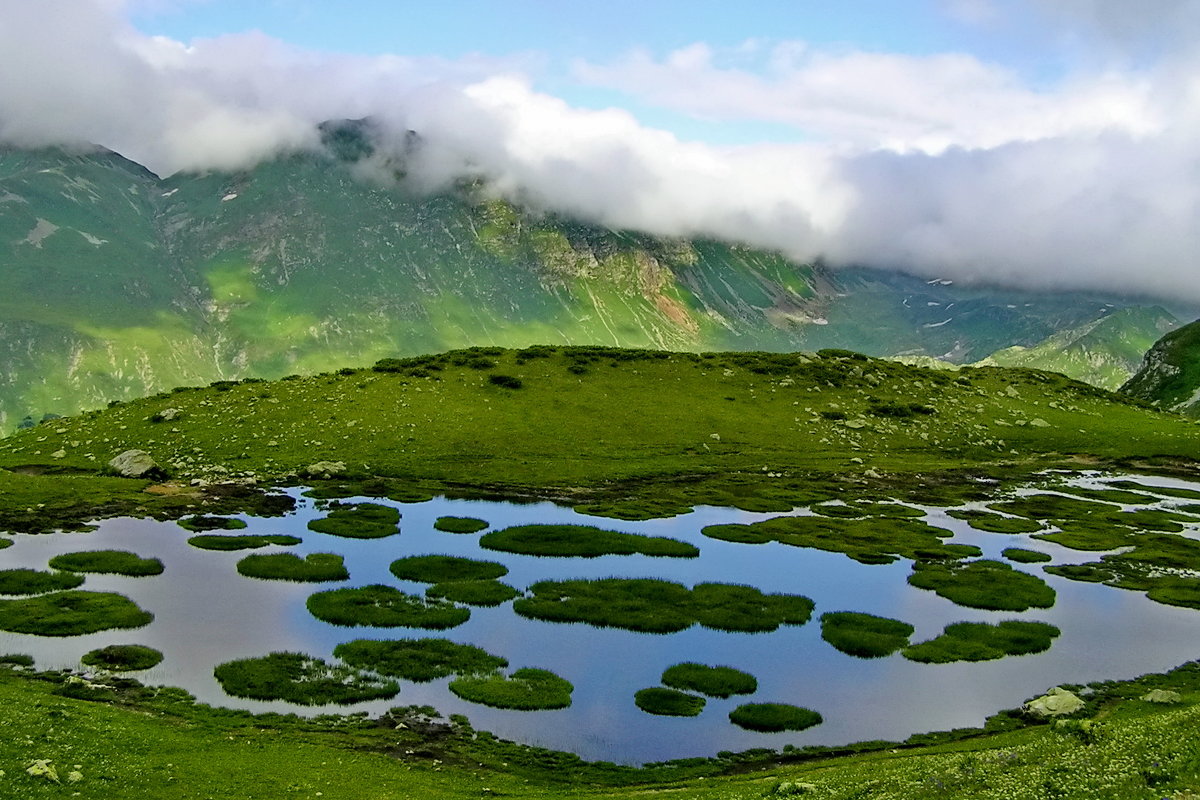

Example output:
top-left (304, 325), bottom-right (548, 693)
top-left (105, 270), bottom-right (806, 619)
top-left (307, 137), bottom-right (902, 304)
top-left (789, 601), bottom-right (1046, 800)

top-left (4, 1), bottom-right (1200, 303)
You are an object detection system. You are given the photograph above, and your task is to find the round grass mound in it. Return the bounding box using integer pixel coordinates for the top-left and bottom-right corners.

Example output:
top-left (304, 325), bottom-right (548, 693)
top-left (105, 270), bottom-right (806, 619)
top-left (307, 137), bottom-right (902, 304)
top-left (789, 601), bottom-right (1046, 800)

top-left (177, 515), bottom-right (247, 532)
top-left (187, 534), bottom-right (302, 551)
top-left (307, 585), bottom-right (470, 629)
top-left (907, 559), bottom-right (1056, 611)
top-left (433, 516), bottom-right (489, 534)
top-left (729, 703), bottom-right (823, 733)
top-left (236, 553), bottom-right (349, 582)
top-left (425, 580), bottom-right (520, 607)
top-left (513, 578), bottom-right (813, 634)
top-left (449, 667), bottom-right (573, 710)
top-left (214, 651), bottom-right (399, 705)
top-left (635, 687), bottom-right (706, 716)
top-left (480, 524), bottom-right (699, 558)
top-left (903, 620), bottom-right (1061, 663)
top-left (1003, 548), bottom-right (1053, 564)
top-left (700, 524), bottom-right (773, 545)
top-left (946, 509), bottom-right (1043, 534)
top-left (48, 550), bottom-right (164, 576)
top-left (819, 612), bottom-right (914, 658)
top-left (307, 502), bottom-right (400, 539)
top-left (0, 568), bottom-right (84, 595)
top-left (661, 663), bottom-right (757, 697)
top-left (389, 555), bottom-right (508, 584)
top-left (333, 638), bottom-right (508, 682)
top-left (81, 644), bottom-right (163, 671)
top-left (0, 591), bottom-right (153, 636)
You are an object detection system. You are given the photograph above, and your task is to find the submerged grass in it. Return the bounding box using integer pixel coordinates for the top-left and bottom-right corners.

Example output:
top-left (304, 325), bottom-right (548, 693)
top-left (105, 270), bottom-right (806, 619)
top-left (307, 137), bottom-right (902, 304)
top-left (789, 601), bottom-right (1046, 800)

top-left (908, 559), bottom-right (1057, 611)
top-left (48, 550), bottom-right (164, 576)
top-left (307, 584), bottom-right (470, 629)
top-left (480, 524), bottom-right (698, 558)
top-left (235, 552), bottom-right (349, 582)
top-left (333, 638), bottom-right (508, 682)
top-left (449, 667), bottom-right (573, 710)
top-left (660, 663), bottom-right (757, 697)
top-left (819, 612), bottom-right (914, 658)
top-left (389, 555), bottom-right (508, 583)
top-left (213, 651), bottom-right (399, 705)
top-left (0, 568), bottom-right (84, 595)
top-left (0, 590), bottom-right (152, 636)
top-left (634, 687), bottom-right (705, 716)
top-left (81, 644), bottom-right (163, 671)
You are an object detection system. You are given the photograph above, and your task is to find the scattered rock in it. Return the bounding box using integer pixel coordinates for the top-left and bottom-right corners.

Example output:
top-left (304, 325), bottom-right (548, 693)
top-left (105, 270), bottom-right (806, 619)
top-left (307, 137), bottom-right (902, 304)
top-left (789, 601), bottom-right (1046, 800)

top-left (1029, 418), bottom-right (1051, 428)
top-left (50, 449), bottom-right (66, 459)
top-left (108, 449), bottom-right (161, 478)
top-left (1141, 688), bottom-right (1182, 704)
top-left (1025, 686), bottom-right (1084, 717)
top-left (26, 760), bottom-right (58, 783)
top-left (304, 460), bottom-right (347, 479)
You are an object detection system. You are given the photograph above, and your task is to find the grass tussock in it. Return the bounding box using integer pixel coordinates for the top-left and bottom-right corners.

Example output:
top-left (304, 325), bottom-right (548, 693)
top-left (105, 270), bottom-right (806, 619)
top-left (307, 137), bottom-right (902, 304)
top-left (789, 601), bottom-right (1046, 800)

top-left (49, 550), bottom-right (164, 576)
top-left (236, 552), bottom-right (349, 582)
top-left (389, 555), bottom-right (508, 584)
top-left (903, 620), bottom-right (1061, 663)
top-left (213, 651), bottom-right (399, 705)
top-left (634, 687), bottom-right (705, 716)
top-left (425, 580), bottom-right (520, 606)
top-left (177, 516), bottom-right (247, 532)
top-left (306, 584), bottom-right (469, 629)
top-left (0, 568), bottom-right (84, 595)
top-left (907, 559), bottom-right (1056, 611)
top-left (480, 524), bottom-right (698, 558)
top-left (307, 502), bottom-right (399, 539)
top-left (433, 516), bottom-right (489, 534)
top-left (187, 534), bottom-right (301, 551)
top-left (819, 612), bottom-right (914, 658)
top-left (660, 663), bottom-right (757, 697)
top-left (333, 638), bottom-right (507, 682)
top-left (449, 667), bottom-right (573, 710)
top-left (81, 644), bottom-right (163, 671)
top-left (0, 590), bottom-right (152, 636)
top-left (729, 703), bottom-right (823, 732)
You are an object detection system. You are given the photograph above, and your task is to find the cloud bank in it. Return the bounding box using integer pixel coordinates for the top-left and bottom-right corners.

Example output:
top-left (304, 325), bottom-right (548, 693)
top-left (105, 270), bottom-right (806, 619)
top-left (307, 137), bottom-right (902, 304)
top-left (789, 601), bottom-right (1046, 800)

top-left (3, 1), bottom-right (1200, 303)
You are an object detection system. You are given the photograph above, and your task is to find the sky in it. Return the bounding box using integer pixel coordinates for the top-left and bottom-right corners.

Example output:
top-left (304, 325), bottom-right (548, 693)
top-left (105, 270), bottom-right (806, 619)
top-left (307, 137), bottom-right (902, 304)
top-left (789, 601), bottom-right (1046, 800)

top-left (3, 0), bottom-right (1200, 301)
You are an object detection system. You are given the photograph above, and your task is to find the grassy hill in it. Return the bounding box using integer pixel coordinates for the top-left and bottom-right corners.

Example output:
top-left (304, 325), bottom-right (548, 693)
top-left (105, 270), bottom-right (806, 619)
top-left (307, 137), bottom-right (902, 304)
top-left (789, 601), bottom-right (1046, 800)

top-left (1122, 318), bottom-right (1200, 415)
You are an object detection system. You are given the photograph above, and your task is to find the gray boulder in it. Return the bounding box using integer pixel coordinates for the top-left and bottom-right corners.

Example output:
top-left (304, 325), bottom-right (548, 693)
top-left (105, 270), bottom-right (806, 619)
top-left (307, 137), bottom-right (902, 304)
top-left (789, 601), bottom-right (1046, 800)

top-left (303, 460), bottom-right (347, 479)
top-left (108, 450), bottom-right (161, 478)
top-left (1025, 687), bottom-right (1085, 717)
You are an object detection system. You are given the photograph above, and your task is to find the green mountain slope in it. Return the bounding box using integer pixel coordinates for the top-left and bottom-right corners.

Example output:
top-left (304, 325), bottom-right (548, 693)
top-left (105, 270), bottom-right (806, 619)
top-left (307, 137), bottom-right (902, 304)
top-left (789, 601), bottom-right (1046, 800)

top-left (1121, 318), bottom-right (1200, 414)
top-left (975, 306), bottom-right (1178, 390)
top-left (2, 127), bottom-right (1186, 429)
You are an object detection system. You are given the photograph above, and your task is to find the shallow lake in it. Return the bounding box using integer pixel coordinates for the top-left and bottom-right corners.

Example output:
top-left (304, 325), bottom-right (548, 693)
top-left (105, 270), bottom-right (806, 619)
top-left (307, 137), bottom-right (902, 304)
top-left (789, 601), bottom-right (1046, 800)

top-left (3, 472), bottom-right (1200, 763)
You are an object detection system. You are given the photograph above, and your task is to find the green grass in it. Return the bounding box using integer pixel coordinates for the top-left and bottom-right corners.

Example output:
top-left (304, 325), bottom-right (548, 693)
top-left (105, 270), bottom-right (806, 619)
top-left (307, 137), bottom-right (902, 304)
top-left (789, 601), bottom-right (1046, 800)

top-left (433, 516), bottom-right (490, 533)
top-left (1111, 479), bottom-right (1200, 500)
top-left (1003, 547), bottom-right (1053, 563)
top-left (307, 584), bottom-right (470, 629)
top-left (729, 703), bottom-right (823, 733)
top-left (176, 515), bottom-right (247, 532)
top-left (660, 663), bottom-right (757, 697)
top-left (634, 687), bottom-right (706, 716)
top-left (449, 667), bottom-right (573, 710)
top-left (480, 524), bottom-right (698, 558)
top-left (0, 568), bottom-right (84, 595)
top-left (513, 578), bottom-right (813, 634)
top-left (81, 644), bottom-right (163, 671)
top-left (946, 508), bottom-right (1044, 533)
top-left (425, 580), bottom-right (520, 606)
top-left (187, 533), bottom-right (302, 551)
top-left (307, 502), bottom-right (400, 538)
top-left (1040, 529), bottom-right (1200, 609)
top-left (0, 591), bottom-right (152, 635)
top-left (902, 620), bottom-right (1061, 663)
top-left (389, 555), bottom-right (508, 583)
top-left (0, 653), bottom-right (33, 667)
top-left (907, 559), bottom-right (1057, 611)
top-left (819, 612), bottom-right (914, 658)
top-left (48, 550), bottom-right (164, 576)
top-left (1054, 486), bottom-right (1159, 505)
top-left (235, 552), bottom-right (349, 582)
top-left (333, 638), bottom-right (508, 682)
top-left (700, 524), bottom-right (773, 544)
top-left (988, 493), bottom-right (1121, 520)
top-left (213, 651), bottom-right (399, 705)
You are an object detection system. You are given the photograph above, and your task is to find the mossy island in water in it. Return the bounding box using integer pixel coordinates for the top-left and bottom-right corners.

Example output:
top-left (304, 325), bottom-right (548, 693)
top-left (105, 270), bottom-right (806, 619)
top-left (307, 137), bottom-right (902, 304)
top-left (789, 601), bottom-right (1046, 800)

top-left (82, 644), bottom-right (163, 671)
top-left (388, 555), bottom-right (508, 584)
top-left (49, 550), bottom-right (164, 576)
top-left (0, 568), bottom-right (84, 595)
top-left (236, 552), bottom-right (349, 582)
top-left (514, 578), bottom-right (813, 634)
top-left (903, 620), bottom-right (1061, 663)
top-left (946, 509), bottom-right (1044, 534)
top-left (635, 687), bottom-right (706, 716)
top-left (729, 703), bottom-right (823, 733)
top-left (187, 534), bottom-right (302, 551)
top-left (213, 651), bottom-right (399, 705)
top-left (433, 516), bottom-right (490, 534)
top-left (177, 515), bottom-right (247, 532)
top-left (333, 638), bottom-right (508, 682)
top-left (660, 663), bottom-right (757, 697)
top-left (1003, 547), bottom-right (1053, 564)
top-left (0, 591), bottom-right (153, 636)
top-left (820, 612), bottom-right (914, 658)
top-left (480, 524), bottom-right (698, 558)
top-left (449, 667), bottom-right (573, 710)
top-left (307, 585), bottom-right (470, 629)
top-left (907, 559), bottom-right (1056, 611)
top-left (425, 580), bottom-right (520, 606)
top-left (307, 502), bottom-right (399, 539)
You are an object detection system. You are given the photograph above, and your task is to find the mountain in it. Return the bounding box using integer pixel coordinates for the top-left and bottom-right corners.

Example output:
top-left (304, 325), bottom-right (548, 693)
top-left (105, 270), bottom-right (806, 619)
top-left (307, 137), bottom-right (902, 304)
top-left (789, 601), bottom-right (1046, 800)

top-left (1120, 318), bottom-right (1200, 414)
top-left (974, 306), bottom-right (1179, 390)
top-left (1, 124), bottom-right (1186, 428)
